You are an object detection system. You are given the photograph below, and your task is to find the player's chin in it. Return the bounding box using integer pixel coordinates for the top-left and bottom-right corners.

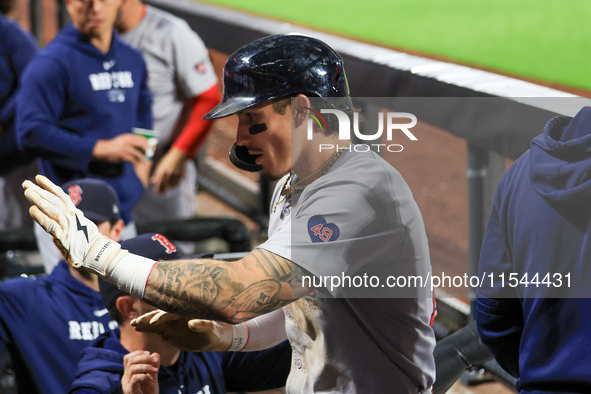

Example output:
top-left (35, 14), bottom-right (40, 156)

top-left (262, 167), bottom-right (285, 182)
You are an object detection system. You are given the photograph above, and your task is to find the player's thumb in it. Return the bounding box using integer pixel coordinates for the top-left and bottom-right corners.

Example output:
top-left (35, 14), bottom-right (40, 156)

top-left (187, 319), bottom-right (215, 333)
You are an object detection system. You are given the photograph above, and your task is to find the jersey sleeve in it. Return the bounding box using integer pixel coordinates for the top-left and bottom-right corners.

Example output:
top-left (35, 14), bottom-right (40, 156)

top-left (221, 340), bottom-right (291, 392)
top-left (16, 55), bottom-right (97, 171)
top-left (170, 20), bottom-right (217, 99)
top-left (171, 85), bottom-right (218, 157)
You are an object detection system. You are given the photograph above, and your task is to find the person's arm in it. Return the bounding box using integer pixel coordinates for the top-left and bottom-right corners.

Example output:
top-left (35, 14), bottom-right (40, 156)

top-left (16, 56), bottom-right (97, 170)
top-left (168, 17), bottom-right (217, 160)
top-left (170, 85), bottom-right (218, 158)
top-left (16, 57), bottom-right (148, 170)
top-left (23, 175), bottom-right (310, 323)
top-left (0, 22), bottom-right (37, 126)
top-left (150, 85), bottom-right (218, 193)
top-left (131, 308), bottom-right (287, 352)
top-left (143, 249), bottom-right (308, 322)
top-left (150, 85), bottom-right (219, 193)
top-left (149, 18), bottom-right (218, 193)
top-left (475, 297), bottom-right (522, 378)
top-left (475, 178), bottom-right (522, 378)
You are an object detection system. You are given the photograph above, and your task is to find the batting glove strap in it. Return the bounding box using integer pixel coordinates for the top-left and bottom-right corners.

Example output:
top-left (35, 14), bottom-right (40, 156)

top-left (82, 236), bottom-right (124, 274)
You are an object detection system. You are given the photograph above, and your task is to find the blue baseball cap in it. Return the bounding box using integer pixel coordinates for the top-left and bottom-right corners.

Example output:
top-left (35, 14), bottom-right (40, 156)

top-left (99, 233), bottom-right (184, 309)
top-left (62, 178), bottom-right (120, 223)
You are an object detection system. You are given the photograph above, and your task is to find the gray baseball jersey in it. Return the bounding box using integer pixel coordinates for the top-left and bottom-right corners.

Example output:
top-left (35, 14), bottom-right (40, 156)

top-left (258, 149), bottom-right (436, 393)
top-left (121, 6), bottom-right (217, 229)
top-left (119, 5), bottom-right (217, 145)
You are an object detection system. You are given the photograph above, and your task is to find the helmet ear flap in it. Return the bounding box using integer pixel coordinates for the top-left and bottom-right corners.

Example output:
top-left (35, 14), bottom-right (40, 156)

top-left (229, 144), bottom-right (263, 172)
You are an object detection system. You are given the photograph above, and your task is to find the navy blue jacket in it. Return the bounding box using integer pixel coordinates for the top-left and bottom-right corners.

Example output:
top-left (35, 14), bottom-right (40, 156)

top-left (476, 107), bottom-right (591, 393)
top-left (0, 261), bottom-right (117, 393)
top-left (15, 23), bottom-right (152, 223)
top-left (69, 329), bottom-right (292, 393)
top-left (0, 14), bottom-right (37, 173)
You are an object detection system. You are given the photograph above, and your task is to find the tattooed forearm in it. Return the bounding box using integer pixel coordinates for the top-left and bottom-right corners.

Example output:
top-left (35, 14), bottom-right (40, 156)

top-left (252, 249), bottom-right (291, 279)
top-left (162, 263), bottom-right (181, 307)
top-left (145, 259), bottom-right (229, 320)
top-left (143, 249), bottom-right (310, 323)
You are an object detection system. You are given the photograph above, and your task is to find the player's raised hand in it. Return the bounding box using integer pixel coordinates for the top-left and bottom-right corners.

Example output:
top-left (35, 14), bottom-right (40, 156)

top-left (122, 351), bottom-right (159, 394)
top-left (22, 175), bottom-right (123, 274)
top-left (93, 133), bottom-right (149, 164)
top-left (131, 310), bottom-right (232, 352)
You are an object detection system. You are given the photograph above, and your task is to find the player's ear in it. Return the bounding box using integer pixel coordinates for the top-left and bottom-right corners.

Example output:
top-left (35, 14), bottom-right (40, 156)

top-left (115, 296), bottom-right (138, 320)
top-left (292, 94), bottom-right (311, 128)
top-left (64, 0), bottom-right (74, 14)
top-left (110, 219), bottom-right (125, 242)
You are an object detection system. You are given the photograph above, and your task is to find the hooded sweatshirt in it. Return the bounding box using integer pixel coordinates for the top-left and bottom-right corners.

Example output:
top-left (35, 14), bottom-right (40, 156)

top-left (69, 329), bottom-right (292, 393)
top-left (476, 107), bottom-right (591, 393)
top-left (15, 23), bottom-right (152, 223)
top-left (0, 261), bottom-right (117, 393)
top-left (0, 14), bottom-right (37, 171)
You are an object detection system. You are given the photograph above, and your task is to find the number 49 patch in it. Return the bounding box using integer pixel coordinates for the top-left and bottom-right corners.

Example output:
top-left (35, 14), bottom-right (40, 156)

top-left (307, 215), bottom-right (340, 243)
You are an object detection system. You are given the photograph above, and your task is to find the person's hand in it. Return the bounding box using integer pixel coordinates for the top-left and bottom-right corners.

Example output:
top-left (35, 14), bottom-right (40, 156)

top-left (150, 147), bottom-right (189, 194)
top-left (22, 175), bottom-right (121, 274)
top-left (93, 134), bottom-right (149, 165)
top-left (133, 157), bottom-right (153, 188)
top-left (122, 351), bottom-right (159, 394)
top-left (131, 310), bottom-right (232, 352)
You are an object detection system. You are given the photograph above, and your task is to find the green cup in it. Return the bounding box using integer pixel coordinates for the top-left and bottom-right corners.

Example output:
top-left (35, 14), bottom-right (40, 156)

top-left (132, 127), bottom-right (159, 160)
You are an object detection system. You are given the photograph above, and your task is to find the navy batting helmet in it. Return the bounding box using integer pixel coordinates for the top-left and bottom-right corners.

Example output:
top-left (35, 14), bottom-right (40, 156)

top-left (204, 34), bottom-right (352, 171)
top-left (204, 33), bottom-right (352, 120)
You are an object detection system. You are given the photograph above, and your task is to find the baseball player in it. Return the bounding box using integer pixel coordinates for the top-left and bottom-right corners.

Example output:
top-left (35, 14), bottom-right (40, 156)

top-left (69, 233), bottom-right (291, 393)
top-left (0, 179), bottom-right (122, 393)
top-left (114, 0), bottom-right (219, 237)
top-left (24, 34), bottom-right (436, 393)
top-left (15, 0), bottom-right (153, 271)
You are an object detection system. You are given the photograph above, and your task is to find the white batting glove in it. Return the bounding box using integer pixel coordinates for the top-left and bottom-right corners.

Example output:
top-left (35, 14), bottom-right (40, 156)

top-left (22, 175), bottom-right (127, 275)
top-left (132, 308), bottom-right (287, 352)
top-left (132, 310), bottom-right (234, 352)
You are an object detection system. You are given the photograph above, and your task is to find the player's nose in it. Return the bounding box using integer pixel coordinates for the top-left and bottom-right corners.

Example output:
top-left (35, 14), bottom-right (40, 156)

top-left (235, 122), bottom-right (251, 147)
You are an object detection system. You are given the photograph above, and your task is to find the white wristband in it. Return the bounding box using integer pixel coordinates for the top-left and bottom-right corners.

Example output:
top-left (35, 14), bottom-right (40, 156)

top-left (108, 252), bottom-right (157, 299)
top-left (238, 309), bottom-right (287, 351)
top-left (227, 309), bottom-right (288, 352)
top-left (82, 237), bottom-right (157, 299)
top-left (229, 322), bottom-right (250, 351)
